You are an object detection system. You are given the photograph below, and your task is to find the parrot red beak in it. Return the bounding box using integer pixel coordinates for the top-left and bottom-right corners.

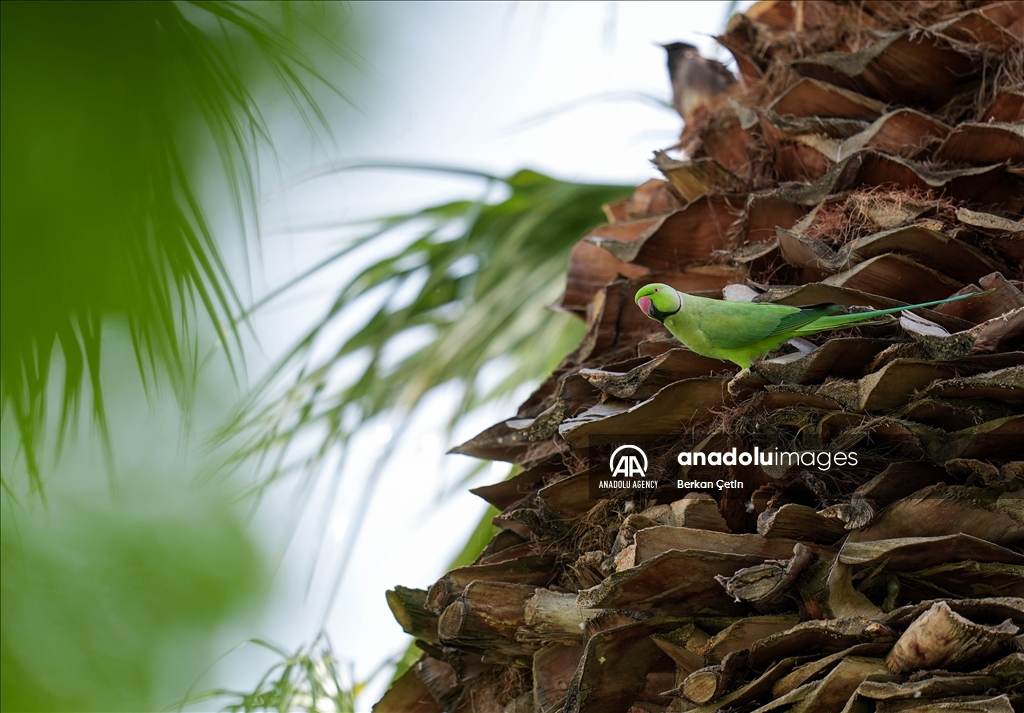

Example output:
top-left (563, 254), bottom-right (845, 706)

top-left (638, 296), bottom-right (654, 316)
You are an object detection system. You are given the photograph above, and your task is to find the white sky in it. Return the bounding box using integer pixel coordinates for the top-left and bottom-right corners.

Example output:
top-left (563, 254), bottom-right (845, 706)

top-left (211, 2), bottom-right (752, 708)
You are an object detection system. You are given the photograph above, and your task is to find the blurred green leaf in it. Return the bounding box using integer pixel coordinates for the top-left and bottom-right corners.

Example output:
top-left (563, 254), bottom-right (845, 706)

top-left (233, 168), bottom-right (630, 485)
top-left (1, 479), bottom-right (264, 711)
top-left (183, 634), bottom-right (358, 713)
top-left (0, 1), bottom-right (349, 492)
top-left (224, 169), bottom-right (627, 624)
top-left (0, 3), bottom-right (354, 711)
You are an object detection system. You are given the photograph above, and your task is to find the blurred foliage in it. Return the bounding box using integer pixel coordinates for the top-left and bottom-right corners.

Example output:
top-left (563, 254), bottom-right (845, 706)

top-left (184, 634), bottom-right (357, 713)
top-left (226, 169), bottom-right (629, 627)
top-left (1, 477), bottom-right (264, 711)
top-left (234, 169), bottom-right (630, 485)
top-left (0, 0), bottom-right (347, 491)
top-left (0, 2), bottom-right (354, 711)
top-left (2, 1), bottom-right (634, 710)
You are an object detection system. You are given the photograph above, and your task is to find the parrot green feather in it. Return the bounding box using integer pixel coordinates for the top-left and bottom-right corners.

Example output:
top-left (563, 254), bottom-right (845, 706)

top-left (634, 283), bottom-right (989, 368)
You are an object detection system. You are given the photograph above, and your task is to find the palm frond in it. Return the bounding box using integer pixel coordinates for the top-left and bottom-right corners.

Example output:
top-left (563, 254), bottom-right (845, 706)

top-left (232, 169), bottom-right (630, 480)
top-left (0, 1), bottom-right (350, 493)
top-left (181, 634), bottom-right (358, 713)
top-left (225, 168), bottom-right (629, 610)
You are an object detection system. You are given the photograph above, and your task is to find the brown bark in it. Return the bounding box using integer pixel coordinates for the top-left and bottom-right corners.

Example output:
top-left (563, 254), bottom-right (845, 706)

top-left (886, 600), bottom-right (1019, 673)
top-left (678, 650), bottom-right (746, 703)
top-left (380, 3), bottom-right (1024, 711)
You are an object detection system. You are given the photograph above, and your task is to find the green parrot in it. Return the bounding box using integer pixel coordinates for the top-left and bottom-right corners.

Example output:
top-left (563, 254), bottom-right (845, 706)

top-left (635, 283), bottom-right (986, 368)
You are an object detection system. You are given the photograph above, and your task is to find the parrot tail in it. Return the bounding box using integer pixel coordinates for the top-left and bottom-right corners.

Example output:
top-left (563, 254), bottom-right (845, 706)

top-left (795, 289), bottom-right (993, 334)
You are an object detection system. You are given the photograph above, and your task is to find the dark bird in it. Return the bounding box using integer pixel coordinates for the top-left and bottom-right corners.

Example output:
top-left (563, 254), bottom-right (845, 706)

top-left (660, 42), bottom-right (737, 121)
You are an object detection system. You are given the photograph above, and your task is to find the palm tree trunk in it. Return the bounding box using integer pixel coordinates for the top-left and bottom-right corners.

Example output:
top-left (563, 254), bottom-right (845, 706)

top-left (379, 2), bottom-right (1024, 711)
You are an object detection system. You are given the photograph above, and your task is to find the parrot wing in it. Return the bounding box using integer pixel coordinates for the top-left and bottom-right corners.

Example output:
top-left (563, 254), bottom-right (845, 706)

top-left (701, 302), bottom-right (843, 349)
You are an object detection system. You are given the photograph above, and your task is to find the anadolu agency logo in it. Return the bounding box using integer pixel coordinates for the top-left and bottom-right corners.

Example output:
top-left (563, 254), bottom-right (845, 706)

top-left (609, 444), bottom-right (648, 479)
top-left (600, 444), bottom-right (657, 491)
top-left (587, 436), bottom-right (866, 500)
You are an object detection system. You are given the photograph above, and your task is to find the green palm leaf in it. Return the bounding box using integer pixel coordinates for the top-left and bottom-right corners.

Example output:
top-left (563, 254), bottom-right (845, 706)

top-left (234, 168), bottom-right (630, 479)
top-left (0, 1), bottom-right (349, 492)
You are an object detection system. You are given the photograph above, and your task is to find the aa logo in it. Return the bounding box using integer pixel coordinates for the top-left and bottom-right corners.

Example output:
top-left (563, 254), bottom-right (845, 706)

top-left (609, 445), bottom-right (648, 478)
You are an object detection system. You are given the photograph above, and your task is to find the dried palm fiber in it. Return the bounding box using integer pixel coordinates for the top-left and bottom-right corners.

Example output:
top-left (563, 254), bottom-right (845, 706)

top-left (377, 2), bottom-right (1024, 712)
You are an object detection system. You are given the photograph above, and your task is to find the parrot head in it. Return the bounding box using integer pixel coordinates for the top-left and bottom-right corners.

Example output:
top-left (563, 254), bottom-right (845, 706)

top-left (635, 283), bottom-right (681, 322)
